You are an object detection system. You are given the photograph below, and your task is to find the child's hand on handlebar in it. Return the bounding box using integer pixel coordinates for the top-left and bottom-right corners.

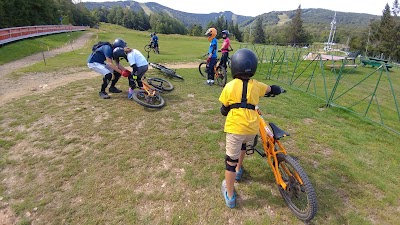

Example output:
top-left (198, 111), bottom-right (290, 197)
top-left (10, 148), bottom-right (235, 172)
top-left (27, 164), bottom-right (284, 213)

top-left (265, 85), bottom-right (286, 97)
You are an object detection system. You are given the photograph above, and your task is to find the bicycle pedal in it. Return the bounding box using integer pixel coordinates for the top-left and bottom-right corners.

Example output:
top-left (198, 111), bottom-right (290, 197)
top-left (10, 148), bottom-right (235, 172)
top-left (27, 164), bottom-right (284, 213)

top-left (245, 149), bottom-right (255, 155)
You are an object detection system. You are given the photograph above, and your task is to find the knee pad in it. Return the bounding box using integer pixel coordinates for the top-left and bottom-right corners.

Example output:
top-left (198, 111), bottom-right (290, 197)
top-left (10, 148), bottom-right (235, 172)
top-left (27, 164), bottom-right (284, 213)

top-left (225, 155), bottom-right (238, 172)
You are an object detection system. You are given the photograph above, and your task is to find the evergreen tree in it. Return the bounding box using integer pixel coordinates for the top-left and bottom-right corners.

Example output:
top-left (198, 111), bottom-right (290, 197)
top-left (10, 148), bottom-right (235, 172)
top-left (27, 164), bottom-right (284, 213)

top-left (287, 5), bottom-right (308, 46)
top-left (379, 4), bottom-right (396, 58)
top-left (253, 16), bottom-right (265, 44)
top-left (233, 23), bottom-right (243, 42)
top-left (392, 0), bottom-right (400, 16)
top-left (0, 0), bottom-right (6, 28)
top-left (188, 24), bottom-right (203, 36)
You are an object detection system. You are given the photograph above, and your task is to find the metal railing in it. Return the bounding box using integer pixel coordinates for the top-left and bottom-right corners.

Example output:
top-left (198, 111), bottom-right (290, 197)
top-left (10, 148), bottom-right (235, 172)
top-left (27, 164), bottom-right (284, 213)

top-left (0, 25), bottom-right (88, 45)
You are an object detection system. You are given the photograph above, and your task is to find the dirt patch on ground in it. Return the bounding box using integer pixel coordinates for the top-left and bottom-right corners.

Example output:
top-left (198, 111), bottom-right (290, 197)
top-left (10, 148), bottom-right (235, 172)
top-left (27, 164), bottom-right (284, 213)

top-left (0, 33), bottom-right (198, 106)
top-left (0, 32), bottom-right (199, 222)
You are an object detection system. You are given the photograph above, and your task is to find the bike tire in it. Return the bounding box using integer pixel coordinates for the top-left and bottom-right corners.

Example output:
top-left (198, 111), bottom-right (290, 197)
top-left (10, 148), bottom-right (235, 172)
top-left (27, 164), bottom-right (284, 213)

top-left (144, 44), bottom-right (151, 53)
top-left (131, 89), bottom-right (165, 108)
top-left (147, 77), bottom-right (174, 91)
top-left (198, 62), bottom-right (207, 78)
top-left (276, 154), bottom-right (318, 222)
top-left (160, 68), bottom-right (184, 80)
top-left (215, 66), bottom-right (227, 87)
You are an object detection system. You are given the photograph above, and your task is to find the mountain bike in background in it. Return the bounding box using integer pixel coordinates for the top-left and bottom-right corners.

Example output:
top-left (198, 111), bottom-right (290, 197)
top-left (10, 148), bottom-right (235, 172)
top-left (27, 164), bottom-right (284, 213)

top-left (198, 54), bottom-right (228, 87)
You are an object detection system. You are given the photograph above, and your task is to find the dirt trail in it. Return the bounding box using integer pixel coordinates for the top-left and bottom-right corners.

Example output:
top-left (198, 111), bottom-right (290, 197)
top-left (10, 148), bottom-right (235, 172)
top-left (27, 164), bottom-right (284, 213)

top-left (0, 33), bottom-right (198, 106)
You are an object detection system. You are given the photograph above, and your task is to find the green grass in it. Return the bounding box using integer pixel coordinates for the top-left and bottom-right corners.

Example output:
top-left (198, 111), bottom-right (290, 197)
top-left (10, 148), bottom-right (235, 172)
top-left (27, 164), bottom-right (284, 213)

top-left (0, 31), bottom-right (86, 65)
top-left (0, 23), bottom-right (399, 224)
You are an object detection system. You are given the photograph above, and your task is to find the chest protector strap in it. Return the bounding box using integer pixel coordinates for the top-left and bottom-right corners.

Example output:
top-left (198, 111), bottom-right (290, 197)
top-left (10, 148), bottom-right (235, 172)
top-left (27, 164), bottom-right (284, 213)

top-left (229, 79), bottom-right (256, 110)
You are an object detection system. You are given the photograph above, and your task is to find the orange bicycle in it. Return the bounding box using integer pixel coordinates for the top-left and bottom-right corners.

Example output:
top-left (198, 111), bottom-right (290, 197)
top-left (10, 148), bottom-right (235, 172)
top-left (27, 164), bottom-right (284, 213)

top-left (198, 55), bottom-right (227, 87)
top-left (247, 97), bottom-right (318, 222)
top-left (130, 75), bottom-right (173, 108)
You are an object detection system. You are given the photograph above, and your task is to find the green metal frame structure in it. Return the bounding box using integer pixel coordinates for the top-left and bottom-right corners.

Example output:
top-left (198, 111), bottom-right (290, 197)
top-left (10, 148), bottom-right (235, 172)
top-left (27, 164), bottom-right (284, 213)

top-left (239, 44), bottom-right (400, 134)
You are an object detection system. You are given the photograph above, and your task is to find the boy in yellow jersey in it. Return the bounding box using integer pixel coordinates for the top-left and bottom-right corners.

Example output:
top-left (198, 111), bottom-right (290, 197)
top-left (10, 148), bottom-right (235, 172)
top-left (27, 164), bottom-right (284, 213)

top-left (219, 48), bottom-right (285, 208)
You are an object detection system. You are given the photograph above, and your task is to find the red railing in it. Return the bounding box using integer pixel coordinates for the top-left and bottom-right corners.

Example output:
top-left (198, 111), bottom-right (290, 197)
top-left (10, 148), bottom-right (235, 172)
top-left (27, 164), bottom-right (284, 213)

top-left (0, 25), bottom-right (88, 45)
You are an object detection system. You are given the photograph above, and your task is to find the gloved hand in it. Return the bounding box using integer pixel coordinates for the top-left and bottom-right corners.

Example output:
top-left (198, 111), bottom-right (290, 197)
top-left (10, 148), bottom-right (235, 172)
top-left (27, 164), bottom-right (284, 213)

top-left (265, 85), bottom-right (286, 97)
top-left (220, 105), bottom-right (230, 116)
top-left (207, 57), bottom-right (211, 63)
top-left (121, 70), bottom-right (131, 78)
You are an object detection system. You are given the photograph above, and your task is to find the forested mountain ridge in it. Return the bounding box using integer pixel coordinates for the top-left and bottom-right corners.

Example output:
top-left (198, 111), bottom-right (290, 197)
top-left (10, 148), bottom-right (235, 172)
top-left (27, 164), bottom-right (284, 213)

top-left (84, 1), bottom-right (379, 31)
top-left (83, 1), bottom-right (253, 28)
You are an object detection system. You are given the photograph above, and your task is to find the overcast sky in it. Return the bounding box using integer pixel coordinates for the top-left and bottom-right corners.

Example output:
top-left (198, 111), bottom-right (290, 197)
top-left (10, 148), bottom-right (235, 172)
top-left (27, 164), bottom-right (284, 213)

top-left (80, 0), bottom-right (393, 17)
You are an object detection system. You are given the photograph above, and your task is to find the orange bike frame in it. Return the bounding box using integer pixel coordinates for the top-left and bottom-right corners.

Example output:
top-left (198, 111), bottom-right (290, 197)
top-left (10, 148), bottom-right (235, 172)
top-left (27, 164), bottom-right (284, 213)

top-left (256, 108), bottom-right (303, 189)
top-left (141, 77), bottom-right (157, 97)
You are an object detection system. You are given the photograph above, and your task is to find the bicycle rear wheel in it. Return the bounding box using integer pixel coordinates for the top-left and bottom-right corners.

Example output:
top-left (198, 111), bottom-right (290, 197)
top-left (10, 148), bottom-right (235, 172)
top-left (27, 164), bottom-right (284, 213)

top-left (215, 66), bottom-right (227, 87)
top-left (276, 154), bottom-right (318, 222)
top-left (131, 89), bottom-right (165, 108)
top-left (147, 77), bottom-right (174, 91)
top-left (198, 62), bottom-right (207, 77)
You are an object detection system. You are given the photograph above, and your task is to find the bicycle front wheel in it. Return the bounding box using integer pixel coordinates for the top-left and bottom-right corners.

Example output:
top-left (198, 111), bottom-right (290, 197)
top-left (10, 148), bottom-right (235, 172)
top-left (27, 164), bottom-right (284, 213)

top-left (160, 68), bottom-right (184, 80)
top-left (131, 89), bottom-right (165, 108)
top-left (215, 66), bottom-right (227, 87)
top-left (144, 44), bottom-right (151, 52)
top-left (277, 154), bottom-right (318, 222)
top-left (198, 62), bottom-right (207, 77)
top-left (147, 77), bottom-right (174, 91)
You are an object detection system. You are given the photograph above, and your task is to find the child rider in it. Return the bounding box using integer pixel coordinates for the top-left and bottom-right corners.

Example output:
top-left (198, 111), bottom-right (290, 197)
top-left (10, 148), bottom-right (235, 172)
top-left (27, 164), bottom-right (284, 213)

top-left (219, 48), bottom-right (286, 208)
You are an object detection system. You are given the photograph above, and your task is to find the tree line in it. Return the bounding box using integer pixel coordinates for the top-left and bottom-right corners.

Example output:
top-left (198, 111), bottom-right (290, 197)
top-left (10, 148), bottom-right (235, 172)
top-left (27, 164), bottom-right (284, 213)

top-left (92, 5), bottom-right (244, 41)
top-left (0, 0), bottom-right (243, 41)
top-left (247, 2), bottom-right (400, 61)
top-left (0, 0), bottom-right (96, 28)
top-left (1, 0), bottom-right (399, 61)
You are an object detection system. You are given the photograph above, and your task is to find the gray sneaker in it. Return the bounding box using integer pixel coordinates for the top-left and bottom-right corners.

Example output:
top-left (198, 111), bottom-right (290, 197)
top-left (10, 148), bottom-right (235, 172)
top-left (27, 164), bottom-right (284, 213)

top-left (99, 91), bottom-right (110, 99)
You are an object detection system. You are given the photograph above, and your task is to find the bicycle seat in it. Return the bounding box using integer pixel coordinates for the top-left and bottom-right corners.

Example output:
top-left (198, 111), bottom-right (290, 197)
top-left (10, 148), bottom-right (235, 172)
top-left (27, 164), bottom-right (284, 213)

top-left (269, 122), bottom-right (290, 139)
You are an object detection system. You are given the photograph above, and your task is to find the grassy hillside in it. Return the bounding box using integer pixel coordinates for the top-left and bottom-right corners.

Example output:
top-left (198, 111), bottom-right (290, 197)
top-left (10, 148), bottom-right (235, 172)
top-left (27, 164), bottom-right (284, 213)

top-left (0, 23), bottom-right (399, 224)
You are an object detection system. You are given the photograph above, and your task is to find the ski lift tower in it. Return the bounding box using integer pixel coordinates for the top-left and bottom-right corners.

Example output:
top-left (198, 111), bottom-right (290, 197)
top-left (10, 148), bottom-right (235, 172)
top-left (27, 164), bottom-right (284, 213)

top-left (324, 12), bottom-right (337, 51)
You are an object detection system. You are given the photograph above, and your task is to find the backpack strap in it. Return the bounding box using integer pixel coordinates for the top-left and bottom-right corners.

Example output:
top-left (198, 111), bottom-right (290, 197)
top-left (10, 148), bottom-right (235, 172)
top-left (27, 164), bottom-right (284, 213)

top-left (229, 79), bottom-right (256, 110)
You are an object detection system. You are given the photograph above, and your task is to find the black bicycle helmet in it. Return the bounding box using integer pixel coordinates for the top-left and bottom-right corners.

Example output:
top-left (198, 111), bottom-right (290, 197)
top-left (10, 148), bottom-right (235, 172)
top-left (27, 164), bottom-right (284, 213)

top-left (113, 47), bottom-right (126, 59)
top-left (230, 48), bottom-right (258, 79)
top-left (222, 30), bottom-right (230, 38)
top-left (113, 38), bottom-right (127, 48)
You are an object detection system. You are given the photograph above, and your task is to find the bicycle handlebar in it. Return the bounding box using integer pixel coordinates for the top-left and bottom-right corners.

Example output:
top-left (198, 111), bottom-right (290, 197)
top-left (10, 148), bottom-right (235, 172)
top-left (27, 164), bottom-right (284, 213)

top-left (264, 89), bottom-right (287, 98)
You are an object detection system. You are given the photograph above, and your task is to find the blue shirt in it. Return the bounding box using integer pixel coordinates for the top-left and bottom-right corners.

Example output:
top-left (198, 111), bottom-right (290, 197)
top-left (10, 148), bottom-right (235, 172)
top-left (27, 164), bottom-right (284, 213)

top-left (152, 35), bottom-right (158, 43)
top-left (87, 45), bottom-right (113, 64)
top-left (208, 38), bottom-right (218, 58)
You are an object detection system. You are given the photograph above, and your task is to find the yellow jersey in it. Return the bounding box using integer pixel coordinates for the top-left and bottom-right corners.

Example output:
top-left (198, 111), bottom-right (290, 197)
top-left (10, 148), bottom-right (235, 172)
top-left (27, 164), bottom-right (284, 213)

top-left (219, 78), bottom-right (268, 134)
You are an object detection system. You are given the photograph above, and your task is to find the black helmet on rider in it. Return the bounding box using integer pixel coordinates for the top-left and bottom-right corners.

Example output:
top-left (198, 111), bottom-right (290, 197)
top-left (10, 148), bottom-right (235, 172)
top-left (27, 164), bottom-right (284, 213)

top-left (230, 48), bottom-right (258, 79)
top-left (113, 38), bottom-right (127, 49)
top-left (113, 47), bottom-right (126, 59)
top-left (222, 30), bottom-right (229, 39)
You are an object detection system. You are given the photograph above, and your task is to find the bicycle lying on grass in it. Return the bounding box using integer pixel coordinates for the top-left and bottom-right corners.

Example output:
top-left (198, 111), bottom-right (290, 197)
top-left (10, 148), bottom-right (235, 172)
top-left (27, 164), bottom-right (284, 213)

top-left (149, 62), bottom-right (184, 80)
top-left (130, 75), bottom-right (173, 108)
top-left (247, 94), bottom-right (318, 222)
top-left (198, 55), bottom-right (228, 87)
